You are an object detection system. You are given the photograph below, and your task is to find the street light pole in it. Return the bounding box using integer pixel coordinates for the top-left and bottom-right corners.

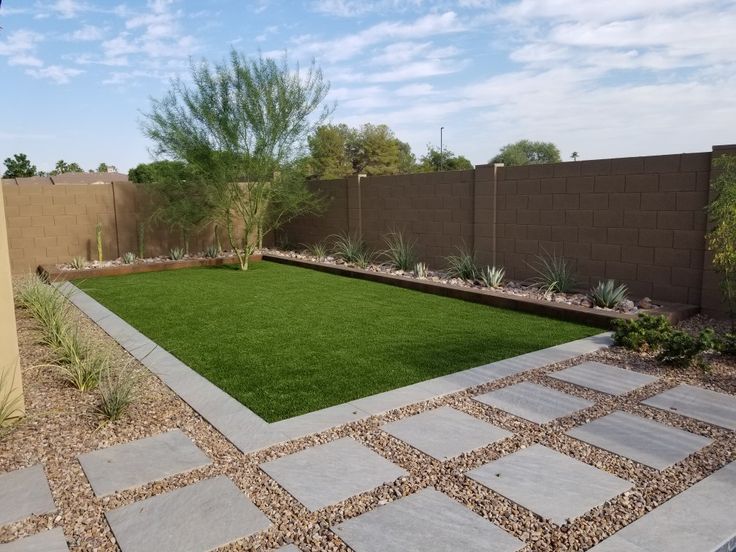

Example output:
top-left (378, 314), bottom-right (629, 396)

top-left (440, 126), bottom-right (444, 171)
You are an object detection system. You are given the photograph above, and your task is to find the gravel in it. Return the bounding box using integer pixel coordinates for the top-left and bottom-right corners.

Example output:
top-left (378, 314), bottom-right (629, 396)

top-left (1, 297), bottom-right (734, 551)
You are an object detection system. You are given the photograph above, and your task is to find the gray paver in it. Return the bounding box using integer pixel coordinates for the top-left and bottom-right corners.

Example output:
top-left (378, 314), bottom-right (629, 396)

top-left (468, 444), bottom-right (631, 525)
top-left (78, 429), bottom-right (211, 496)
top-left (0, 528), bottom-right (68, 552)
top-left (474, 382), bottom-right (594, 424)
top-left (270, 403), bottom-right (370, 442)
top-left (381, 406), bottom-right (512, 460)
top-left (589, 460), bottom-right (736, 552)
top-left (642, 383), bottom-right (736, 430)
top-left (276, 546), bottom-right (301, 552)
top-left (260, 437), bottom-right (407, 511)
top-left (332, 487), bottom-right (523, 552)
top-left (0, 465), bottom-right (56, 527)
top-left (567, 411), bottom-right (712, 470)
top-left (550, 362), bottom-right (658, 395)
top-left (105, 476), bottom-right (270, 552)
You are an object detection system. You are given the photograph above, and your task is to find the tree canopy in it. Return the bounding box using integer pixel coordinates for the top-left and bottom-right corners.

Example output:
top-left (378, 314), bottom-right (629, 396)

top-left (142, 50), bottom-right (330, 269)
top-left (50, 160), bottom-right (85, 175)
top-left (490, 140), bottom-right (561, 166)
top-left (418, 145), bottom-right (473, 172)
top-left (2, 153), bottom-right (37, 178)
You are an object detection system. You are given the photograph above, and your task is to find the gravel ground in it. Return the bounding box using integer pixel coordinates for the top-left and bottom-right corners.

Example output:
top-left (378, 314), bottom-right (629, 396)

top-left (1, 301), bottom-right (734, 551)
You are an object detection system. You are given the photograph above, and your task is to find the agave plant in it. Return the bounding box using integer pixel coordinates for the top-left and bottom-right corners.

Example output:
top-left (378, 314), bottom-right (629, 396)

top-left (590, 280), bottom-right (628, 308)
top-left (529, 250), bottom-right (577, 294)
top-left (122, 252), bottom-right (136, 264)
top-left (69, 256), bottom-right (86, 270)
top-left (480, 265), bottom-right (505, 288)
top-left (204, 245), bottom-right (220, 258)
top-left (445, 248), bottom-right (478, 281)
top-left (169, 247), bottom-right (185, 261)
top-left (380, 231), bottom-right (416, 271)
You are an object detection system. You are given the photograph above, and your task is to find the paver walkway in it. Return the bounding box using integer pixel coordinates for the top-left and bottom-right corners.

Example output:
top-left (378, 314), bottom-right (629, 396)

top-left (0, 528), bottom-right (68, 552)
top-left (0, 465), bottom-right (56, 526)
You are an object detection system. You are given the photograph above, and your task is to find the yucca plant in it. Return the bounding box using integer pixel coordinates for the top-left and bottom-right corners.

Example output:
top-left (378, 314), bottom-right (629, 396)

top-left (529, 250), bottom-right (577, 294)
top-left (480, 265), bottom-right (505, 288)
top-left (97, 364), bottom-right (138, 421)
top-left (446, 248), bottom-right (478, 281)
top-left (95, 222), bottom-right (103, 262)
top-left (122, 252), bottom-right (136, 264)
top-left (414, 262), bottom-right (429, 278)
top-left (330, 233), bottom-right (367, 264)
top-left (69, 256), bottom-right (86, 270)
top-left (380, 231), bottom-right (416, 271)
top-left (305, 241), bottom-right (328, 261)
top-left (169, 247), bottom-right (185, 260)
top-left (590, 280), bottom-right (628, 308)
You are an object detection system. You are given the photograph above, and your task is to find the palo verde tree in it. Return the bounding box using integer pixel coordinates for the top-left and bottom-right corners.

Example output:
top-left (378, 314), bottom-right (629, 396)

top-left (706, 154), bottom-right (736, 328)
top-left (143, 50), bottom-right (331, 270)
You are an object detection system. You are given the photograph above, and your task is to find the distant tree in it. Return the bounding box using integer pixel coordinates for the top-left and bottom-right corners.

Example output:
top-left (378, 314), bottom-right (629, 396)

top-left (307, 124), bottom-right (353, 179)
top-left (571, 151), bottom-right (580, 161)
top-left (490, 140), bottom-right (561, 166)
top-left (2, 153), bottom-right (37, 178)
top-left (397, 141), bottom-right (417, 174)
top-left (96, 162), bottom-right (109, 173)
top-left (418, 145), bottom-right (473, 172)
top-left (50, 160), bottom-right (84, 175)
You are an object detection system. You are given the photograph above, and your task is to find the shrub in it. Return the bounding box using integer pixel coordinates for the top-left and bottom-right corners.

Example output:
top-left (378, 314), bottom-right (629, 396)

top-left (657, 328), bottom-right (716, 367)
top-left (413, 262), bottom-right (429, 278)
top-left (122, 252), bottom-right (136, 264)
top-left (330, 233), bottom-right (367, 264)
top-left (305, 241), bottom-right (328, 261)
top-left (169, 247), bottom-right (185, 260)
top-left (529, 250), bottom-right (577, 293)
top-left (717, 333), bottom-right (736, 356)
top-left (380, 231), bottom-right (416, 271)
top-left (480, 265), bottom-right (505, 288)
top-left (446, 248), bottom-right (478, 281)
top-left (612, 314), bottom-right (673, 352)
top-left (97, 364), bottom-right (138, 421)
top-left (95, 222), bottom-right (103, 262)
top-left (70, 256), bottom-right (86, 270)
top-left (204, 245), bottom-right (219, 258)
top-left (590, 280), bottom-right (628, 308)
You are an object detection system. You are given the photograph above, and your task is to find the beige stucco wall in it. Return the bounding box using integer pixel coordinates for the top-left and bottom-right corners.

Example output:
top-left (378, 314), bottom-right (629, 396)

top-left (0, 183), bottom-right (24, 423)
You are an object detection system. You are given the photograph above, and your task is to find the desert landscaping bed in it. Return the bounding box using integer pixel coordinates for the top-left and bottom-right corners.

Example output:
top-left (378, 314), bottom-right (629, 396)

top-left (1, 280), bottom-right (735, 551)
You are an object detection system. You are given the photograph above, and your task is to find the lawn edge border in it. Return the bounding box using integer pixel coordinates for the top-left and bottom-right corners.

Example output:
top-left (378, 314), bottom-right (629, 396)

top-left (261, 253), bottom-right (698, 329)
top-left (57, 281), bottom-right (614, 454)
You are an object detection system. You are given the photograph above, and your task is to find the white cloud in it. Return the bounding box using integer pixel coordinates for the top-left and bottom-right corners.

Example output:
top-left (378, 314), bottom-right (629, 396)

top-left (0, 29), bottom-right (44, 67)
top-left (26, 64), bottom-right (84, 84)
top-left (68, 24), bottom-right (106, 41)
top-left (311, 0), bottom-right (424, 17)
top-left (51, 0), bottom-right (88, 18)
top-left (395, 83), bottom-right (434, 96)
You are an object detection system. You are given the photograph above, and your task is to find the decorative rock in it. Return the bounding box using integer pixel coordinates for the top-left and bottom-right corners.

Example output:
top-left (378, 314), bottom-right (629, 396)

top-left (332, 487), bottom-right (523, 552)
top-left (0, 465), bottom-right (56, 527)
top-left (638, 297), bottom-right (653, 309)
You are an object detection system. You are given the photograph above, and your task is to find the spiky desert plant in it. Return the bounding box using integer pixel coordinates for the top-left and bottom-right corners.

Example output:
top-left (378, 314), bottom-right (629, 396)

top-left (97, 363), bottom-right (138, 421)
top-left (590, 280), bottom-right (628, 308)
top-left (414, 262), bottom-right (429, 278)
top-left (353, 249), bottom-right (376, 269)
top-left (529, 250), bottom-right (577, 294)
top-left (204, 245), bottom-right (219, 258)
top-left (122, 252), bottom-right (136, 264)
top-left (95, 222), bottom-right (103, 262)
top-left (69, 256), bottom-right (86, 270)
top-left (480, 265), bottom-right (505, 288)
top-left (169, 247), bottom-right (185, 260)
top-left (330, 233), bottom-right (367, 264)
top-left (305, 241), bottom-right (328, 261)
top-left (445, 248), bottom-right (478, 281)
top-left (380, 231), bottom-right (416, 271)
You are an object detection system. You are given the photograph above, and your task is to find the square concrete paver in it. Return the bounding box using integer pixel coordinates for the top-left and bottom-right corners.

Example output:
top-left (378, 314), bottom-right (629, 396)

top-left (642, 384), bottom-right (736, 430)
top-left (589, 460), bottom-right (736, 551)
top-left (260, 437), bottom-right (407, 512)
top-left (105, 476), bottom-right (270, 552)
top-left (381, 406), bottom-right (513, 460)
top-left (0, 465), bottom-right (56, 527)
top-left (550, 362), bottom-right (658, 395)
top-left (332, 487), bottom-right (523, 552)
top-left (474, 382), bottom-right (594, 424)
top-left (78, 430), bottom-right (211, 496)
top-left (567, 411), bottom-right (712, 470)
top-left (0, 528), bottom-right (68, 552)
top-left (468, 444), bottom-right (632, 525)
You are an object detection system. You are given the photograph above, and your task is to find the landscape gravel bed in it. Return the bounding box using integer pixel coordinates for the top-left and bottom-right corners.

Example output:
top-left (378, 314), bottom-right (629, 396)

top-left (1, 296), bottom-right (734, 551)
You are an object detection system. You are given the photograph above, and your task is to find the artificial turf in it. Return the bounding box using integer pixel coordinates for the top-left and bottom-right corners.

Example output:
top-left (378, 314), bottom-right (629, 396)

top-left (75, 261), bottom-right (600, 422)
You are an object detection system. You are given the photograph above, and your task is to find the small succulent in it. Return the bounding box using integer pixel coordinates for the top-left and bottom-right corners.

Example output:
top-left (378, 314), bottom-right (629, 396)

top-left (480, 265), bottom-right (505, 288)
top-left (413, 262), bottom-right (429, 278)
top-left (69, 256), bottom-right (86, 270)
top-left (122, 252), bottom-right (136, 264)
top-left (169, 247), bottom-right (185, 261)
top-left (204, 245), bottom-right (220, 258)
top-left (590, 279), bottom-right (628, 308)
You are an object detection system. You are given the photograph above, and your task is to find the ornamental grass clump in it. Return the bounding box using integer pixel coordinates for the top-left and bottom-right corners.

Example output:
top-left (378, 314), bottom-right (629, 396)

top-left (590, 280), bottom-right (628, 308)
top-left (529, 250), bottom-right (577, 294)
top-left (97, 363), bottom-right (138, 421)
top-left (330, 233), bottom-right (368, 264)
top-left (380, 231), bottom-right (416, 272)
top-left (305, 241), bottom-right (328, 261)
top-left (445, 248), bottom-right (478, 281)
top-left (480, 265), bottom-right (505, 288)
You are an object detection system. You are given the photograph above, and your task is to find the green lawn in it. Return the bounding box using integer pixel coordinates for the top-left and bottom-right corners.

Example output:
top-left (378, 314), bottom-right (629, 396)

top-left (75, 261), bottom-right (599, 422)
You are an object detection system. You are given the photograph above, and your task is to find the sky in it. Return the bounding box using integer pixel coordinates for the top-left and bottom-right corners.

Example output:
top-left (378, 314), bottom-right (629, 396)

top-left (1, 0), bottom-right (735, 173)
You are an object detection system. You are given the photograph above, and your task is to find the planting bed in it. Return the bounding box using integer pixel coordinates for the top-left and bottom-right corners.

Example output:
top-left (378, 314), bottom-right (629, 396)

top-left (74, 261), bottom-right (600, 421)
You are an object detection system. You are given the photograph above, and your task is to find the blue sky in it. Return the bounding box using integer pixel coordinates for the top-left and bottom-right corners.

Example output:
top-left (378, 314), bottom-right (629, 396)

top-left (1, 0), bottom-right (734, 173)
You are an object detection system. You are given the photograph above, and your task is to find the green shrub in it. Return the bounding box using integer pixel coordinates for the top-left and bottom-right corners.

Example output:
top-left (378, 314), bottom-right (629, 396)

top-left (169, 247), bottom-right (185, 260)
top-left (97, 364), bottom-right (138, 421)
top-left (717, 333), bottom-right (736, 356)
top-left (305, 241), bottom-right (328, 261)
top-left (380, 231), bottom-right (416, 271)
top-left (70, 256), bottom-right (86, 269)
top-left (446, 248), bottom-right (478, 281)
top-left (413, 262), bottom-right (429, 278)
top-left (657, 328), bottom-right (715, 367)
top-left (529, 250), bottom-right (577, 293)
top-left (590, 280), bottom-right (628, 308)
top-left (330, 233), bottom-right (367, 264)
top-left (122, 252), bottom-right (136, 264)
top-left (612, 314), bottom-right (673, 351)
top-left (480, 265), bottom-right (505, 288)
